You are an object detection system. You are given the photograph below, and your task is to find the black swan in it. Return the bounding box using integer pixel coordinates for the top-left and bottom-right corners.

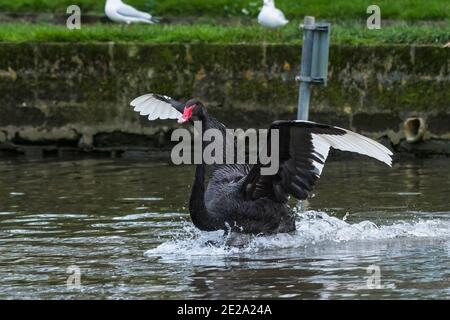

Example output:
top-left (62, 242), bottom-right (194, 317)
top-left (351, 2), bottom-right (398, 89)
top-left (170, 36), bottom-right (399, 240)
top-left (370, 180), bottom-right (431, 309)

top-left (131, 94), bottom-right (393, 235)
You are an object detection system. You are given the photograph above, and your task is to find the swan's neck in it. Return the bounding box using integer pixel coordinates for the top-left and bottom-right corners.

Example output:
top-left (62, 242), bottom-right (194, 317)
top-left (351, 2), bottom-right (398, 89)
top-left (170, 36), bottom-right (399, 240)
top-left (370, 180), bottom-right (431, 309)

top-left (189, 163), bottom-right (213, 230)
top-left (189, 112), bottom-right (221, 231)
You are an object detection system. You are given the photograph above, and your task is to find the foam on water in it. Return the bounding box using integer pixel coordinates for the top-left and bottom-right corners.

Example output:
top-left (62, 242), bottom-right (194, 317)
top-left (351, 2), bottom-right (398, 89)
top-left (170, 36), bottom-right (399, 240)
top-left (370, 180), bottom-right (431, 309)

top-left (145, 210), bottom-right (450, 258)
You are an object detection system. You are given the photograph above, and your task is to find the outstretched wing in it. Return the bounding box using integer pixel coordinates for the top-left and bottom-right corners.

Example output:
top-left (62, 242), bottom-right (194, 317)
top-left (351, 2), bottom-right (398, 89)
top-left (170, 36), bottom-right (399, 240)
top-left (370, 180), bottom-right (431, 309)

top-left (130, 93), bottom-right (183, 121)
top-left (117, 4), bottom-right (152, 20)
top-left (241, 120), bottom-right (393, 202)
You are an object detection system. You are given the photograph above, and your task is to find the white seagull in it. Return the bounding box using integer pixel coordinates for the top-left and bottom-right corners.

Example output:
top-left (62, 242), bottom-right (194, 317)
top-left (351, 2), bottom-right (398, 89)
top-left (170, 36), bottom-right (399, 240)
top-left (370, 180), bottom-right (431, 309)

top-left (105, 0), bottom-right (156, 24)
top-left (257, 0), bottom-right (289, 28)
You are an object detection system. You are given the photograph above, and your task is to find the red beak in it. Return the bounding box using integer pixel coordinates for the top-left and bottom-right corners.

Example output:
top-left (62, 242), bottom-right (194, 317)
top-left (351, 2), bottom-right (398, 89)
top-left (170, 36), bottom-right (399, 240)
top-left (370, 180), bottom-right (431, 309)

top-left (178, 105), bottom-right (195, 124)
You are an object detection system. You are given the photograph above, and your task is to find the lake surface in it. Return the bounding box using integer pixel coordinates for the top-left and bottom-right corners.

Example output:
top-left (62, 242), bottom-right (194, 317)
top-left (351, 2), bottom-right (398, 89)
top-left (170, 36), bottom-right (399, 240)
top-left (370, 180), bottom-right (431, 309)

top-left (0, 157), bottom-right (449, 299)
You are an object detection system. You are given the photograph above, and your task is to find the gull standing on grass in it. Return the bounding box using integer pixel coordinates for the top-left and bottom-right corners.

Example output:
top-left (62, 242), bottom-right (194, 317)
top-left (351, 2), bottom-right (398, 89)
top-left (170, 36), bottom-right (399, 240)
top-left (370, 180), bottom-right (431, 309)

top-left (257, 0), bottom-right (289, 28)
top-left (105, 0), bottom-right (156, 24)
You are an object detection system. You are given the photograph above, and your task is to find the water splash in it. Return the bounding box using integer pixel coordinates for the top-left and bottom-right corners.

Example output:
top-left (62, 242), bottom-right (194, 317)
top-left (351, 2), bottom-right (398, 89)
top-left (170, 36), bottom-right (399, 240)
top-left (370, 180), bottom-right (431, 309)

top-left (145, 210), bottom-right (450, 258)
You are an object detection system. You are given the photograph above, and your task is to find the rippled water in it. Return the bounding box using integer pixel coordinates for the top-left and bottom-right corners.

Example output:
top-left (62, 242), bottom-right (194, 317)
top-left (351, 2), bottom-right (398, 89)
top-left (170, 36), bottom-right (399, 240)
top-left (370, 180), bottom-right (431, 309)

top-left (0, 157), bottom-right (449, 299)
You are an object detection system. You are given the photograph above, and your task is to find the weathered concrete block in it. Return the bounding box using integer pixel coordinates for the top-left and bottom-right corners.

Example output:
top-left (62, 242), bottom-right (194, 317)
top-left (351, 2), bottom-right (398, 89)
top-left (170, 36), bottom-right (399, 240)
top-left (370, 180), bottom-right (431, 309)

top-left (428, 114), bottom-right (450, 135)
top-left (398, 139), bottom-right (450, 155)
top-left (353, 113), bottom-right (402, 132)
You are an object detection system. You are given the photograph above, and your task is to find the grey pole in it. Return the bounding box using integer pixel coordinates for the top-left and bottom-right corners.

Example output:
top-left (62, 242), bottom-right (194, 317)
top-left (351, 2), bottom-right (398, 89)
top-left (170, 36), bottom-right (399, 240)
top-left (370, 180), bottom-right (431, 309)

top-left (297, 16), bottom-right (315, 121)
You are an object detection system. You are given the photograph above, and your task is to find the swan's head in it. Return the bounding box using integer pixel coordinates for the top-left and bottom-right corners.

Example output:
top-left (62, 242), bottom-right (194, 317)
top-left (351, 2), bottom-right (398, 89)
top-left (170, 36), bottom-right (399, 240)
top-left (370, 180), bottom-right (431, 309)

top-left (178, 98), bottom-right (205, 124)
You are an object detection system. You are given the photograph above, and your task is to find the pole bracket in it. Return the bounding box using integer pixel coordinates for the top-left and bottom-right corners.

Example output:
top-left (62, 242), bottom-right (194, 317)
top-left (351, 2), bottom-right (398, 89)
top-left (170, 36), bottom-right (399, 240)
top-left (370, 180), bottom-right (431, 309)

top-left (300, 23), bottom-right (330, 32)
top-left (296, 75), bottom-right (326, 84)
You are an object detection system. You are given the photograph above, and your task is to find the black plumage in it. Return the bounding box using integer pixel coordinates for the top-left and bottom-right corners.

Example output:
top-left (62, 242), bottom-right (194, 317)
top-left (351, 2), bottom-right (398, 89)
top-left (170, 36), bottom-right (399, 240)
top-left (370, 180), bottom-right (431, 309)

top-left (130, 94), bottom-right (393, 235)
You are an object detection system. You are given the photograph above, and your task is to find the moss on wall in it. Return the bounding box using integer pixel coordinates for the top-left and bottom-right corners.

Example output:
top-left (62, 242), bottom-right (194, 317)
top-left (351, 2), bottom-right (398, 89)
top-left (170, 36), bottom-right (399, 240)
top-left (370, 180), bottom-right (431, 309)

top-left (0, 42), bottom-right (449, 156)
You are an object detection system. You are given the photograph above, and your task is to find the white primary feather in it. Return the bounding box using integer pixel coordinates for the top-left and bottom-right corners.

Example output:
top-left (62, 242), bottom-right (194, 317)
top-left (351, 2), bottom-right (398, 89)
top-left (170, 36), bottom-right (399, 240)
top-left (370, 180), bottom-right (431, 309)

top-left (297, 121), bottom-right (393, 176)
top-left (130, 94), bottom-right (182, 121)
top-left (105, 0), bottom-right (155, 24)
top-left (130, 94), bottom-right (153, 112)
top-left (310, 135), bottom-right (330, 175)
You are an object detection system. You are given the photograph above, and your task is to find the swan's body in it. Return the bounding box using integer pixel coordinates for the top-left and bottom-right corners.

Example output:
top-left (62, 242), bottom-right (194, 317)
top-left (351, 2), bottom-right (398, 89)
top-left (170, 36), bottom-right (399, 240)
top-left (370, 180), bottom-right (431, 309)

top-left (189, 116), bottom-right (296, 234)
top-left (130, 94), bottom-right (393, 235)
top-left (258, 0), bottom-right (289, 28)
top-left (105, 0), bottom-right (155, 24)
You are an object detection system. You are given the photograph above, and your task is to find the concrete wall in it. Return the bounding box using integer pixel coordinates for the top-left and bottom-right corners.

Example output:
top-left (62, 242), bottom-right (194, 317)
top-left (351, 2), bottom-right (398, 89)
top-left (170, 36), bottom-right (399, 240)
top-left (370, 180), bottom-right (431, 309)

top-left (0, 43), bottom-right (449, 157)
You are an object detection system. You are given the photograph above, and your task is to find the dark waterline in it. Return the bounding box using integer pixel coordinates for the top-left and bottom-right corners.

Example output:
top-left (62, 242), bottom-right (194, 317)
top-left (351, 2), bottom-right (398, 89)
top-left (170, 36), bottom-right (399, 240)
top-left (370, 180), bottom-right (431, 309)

top-left (0, 158), bottom-right (449, 299)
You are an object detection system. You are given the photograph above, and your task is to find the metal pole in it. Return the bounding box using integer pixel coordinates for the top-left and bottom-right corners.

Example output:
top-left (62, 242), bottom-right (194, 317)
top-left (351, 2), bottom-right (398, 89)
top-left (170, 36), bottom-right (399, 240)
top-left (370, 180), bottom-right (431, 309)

top-left (297, 16), bottom-right (315, 121)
